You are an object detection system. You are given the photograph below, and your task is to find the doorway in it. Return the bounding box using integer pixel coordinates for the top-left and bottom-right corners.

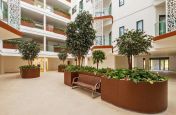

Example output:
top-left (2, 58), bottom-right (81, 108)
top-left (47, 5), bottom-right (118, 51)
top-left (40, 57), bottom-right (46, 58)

top-left (33, 58), bottom-right (48, 72)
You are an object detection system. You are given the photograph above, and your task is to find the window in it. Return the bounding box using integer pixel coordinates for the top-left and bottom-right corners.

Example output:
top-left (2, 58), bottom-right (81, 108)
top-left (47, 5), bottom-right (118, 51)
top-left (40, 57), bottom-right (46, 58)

top-left (119, 0), bottom-right (124, 7)
top-left (79, 0), bottom-right (83, 12)
top-left (72, 5), bottom-right (77, 14)
top-left (136, 20), bottom-right (143, 32)
top-left (143, 58), bottom-right (146, 69)
top-left (119, 26), bottom-right (125, 37)
top-left (150, 58), bottom-right (169, 71)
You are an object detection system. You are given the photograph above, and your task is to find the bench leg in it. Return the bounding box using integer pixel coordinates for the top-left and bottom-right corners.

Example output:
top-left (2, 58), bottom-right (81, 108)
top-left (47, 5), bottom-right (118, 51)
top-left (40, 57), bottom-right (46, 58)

top-left (72, 85), bottom-right (79, 89)
top-left (92, 90), bottom-right (100, 98)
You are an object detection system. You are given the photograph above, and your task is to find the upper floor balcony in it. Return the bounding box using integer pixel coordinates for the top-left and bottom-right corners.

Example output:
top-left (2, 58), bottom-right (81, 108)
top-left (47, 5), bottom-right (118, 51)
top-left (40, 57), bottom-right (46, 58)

top-left (21, 0), bottom-right (71, 21)
top-left (0, 0), bottom-right (22, 40)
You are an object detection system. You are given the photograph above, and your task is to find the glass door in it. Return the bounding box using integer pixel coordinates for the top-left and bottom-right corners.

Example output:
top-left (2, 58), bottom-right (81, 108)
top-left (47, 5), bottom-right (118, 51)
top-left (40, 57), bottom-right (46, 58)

top-left (150, 58), bottom-right (169, 71)
top-left (159, 15), bottom-right (166, 35)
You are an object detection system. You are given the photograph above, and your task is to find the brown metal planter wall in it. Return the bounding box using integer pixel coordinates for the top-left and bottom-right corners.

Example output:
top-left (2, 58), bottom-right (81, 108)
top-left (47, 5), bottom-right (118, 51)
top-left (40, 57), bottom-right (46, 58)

top-left (101, 77), bottom-right (168, 114)
top-left (20, 68), bottom-right (40, 79)
top-left (64, 72), bottom-right (78, 86)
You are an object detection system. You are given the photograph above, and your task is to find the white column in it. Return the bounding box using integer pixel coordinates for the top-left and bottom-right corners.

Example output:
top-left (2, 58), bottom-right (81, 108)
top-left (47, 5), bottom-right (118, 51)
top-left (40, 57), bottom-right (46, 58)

top-left (0, 40), bottom-right (3, 50)
top-left (43, 0), bottom-right (47, 72)
top-left (0, 56), bottom-right (4, 74)
top-left (85, 56), bottom-right (88, 66)
top-left (132, 56), bottom-right (135, 68)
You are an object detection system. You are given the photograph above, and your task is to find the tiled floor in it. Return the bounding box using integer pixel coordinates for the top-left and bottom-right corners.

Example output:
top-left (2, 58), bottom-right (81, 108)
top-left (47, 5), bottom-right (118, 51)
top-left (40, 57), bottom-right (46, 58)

top-left (0, 71), bottom-right (175, 115)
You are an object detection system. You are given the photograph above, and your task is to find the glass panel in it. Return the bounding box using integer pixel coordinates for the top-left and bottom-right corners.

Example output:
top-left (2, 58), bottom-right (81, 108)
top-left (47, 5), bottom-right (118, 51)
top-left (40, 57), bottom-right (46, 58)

top-left (137, 20), bottom-right (143, 31)
top-left (165, 59), bottom-right (169, 70)
top-left (160, 60), bottom-right (165, 70)
top-left (119, 26), bottom-right (124, 37)
top-left (150, 59), bottom-right (160, 70)
top-left (159, 21), bottom-right (166, 35)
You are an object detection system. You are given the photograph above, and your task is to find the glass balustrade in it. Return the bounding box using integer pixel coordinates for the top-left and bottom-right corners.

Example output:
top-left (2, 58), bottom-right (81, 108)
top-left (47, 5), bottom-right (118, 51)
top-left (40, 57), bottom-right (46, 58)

top-left (95, 7), bottom-right (112, 17)
top-left (155, 21), bottom-right (166, 36)
top-left (95, 36), bottom-right (112, 46)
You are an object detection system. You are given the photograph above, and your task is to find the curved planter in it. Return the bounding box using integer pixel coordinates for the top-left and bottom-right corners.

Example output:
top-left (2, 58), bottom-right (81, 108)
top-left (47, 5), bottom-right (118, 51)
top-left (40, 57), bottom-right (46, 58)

top-left (101, 77), bottom-right (168, 113)
top-left (64, 72), bottom-right (79, 86)
top-left (20, 68), bottom-right (40, 79)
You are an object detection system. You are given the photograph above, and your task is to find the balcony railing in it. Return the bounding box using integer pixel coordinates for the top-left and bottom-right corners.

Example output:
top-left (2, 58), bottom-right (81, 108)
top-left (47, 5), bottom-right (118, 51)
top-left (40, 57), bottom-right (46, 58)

top-left (95, 36), bottom-right (112, 46)
top-left (155, 21), bottom-right (166, 36)
top-left (22, 0), bottom-right (44, 8)
top-left (46, 6), bottom-right (70, 19)
top-left (21, 17), bottom-right (44, 30)
top-left (95, 8), bottom-right (112, 17)
top-left (46, 45), bottom-right (66, 53)
top-left (46, 25), bottom-right (65, 35)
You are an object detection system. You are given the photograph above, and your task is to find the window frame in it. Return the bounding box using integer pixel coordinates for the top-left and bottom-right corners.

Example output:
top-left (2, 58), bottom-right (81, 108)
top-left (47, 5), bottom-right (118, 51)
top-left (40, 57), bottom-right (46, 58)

top-left (119, 26), bottom-right (125, 37)
top-left (119, 0), bottom-right (125, 7)
top-left (136, 20), bottom-right (144, 32)
top-left (72, 5), bottom-right (77, 15)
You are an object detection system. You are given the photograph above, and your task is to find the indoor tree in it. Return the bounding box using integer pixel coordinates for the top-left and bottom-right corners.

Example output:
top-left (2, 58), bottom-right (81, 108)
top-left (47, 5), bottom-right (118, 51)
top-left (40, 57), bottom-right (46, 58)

top-left (58, 52), bottom-right (68, 64)
top-left (18, 40), bottom-right (40, 67)
top-left (66, 11), bottom-right (96, 66)
top-left (115, 29), bottom-right (152, 70)
top-left (92, 50), bottom-right (106, 69)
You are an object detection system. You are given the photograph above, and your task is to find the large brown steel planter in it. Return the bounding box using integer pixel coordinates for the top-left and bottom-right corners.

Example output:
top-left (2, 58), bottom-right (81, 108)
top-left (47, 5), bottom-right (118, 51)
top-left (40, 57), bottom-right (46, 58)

top-left (64, 72), bottom-right (78, 86)
top-left (20, 68), bottom-right (40, 79)
top-left (101, 77), bottom-right (168, 114)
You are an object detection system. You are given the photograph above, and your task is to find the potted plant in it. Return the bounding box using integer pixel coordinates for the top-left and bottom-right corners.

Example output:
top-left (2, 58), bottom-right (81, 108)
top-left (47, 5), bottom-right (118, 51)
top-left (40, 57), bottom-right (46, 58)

top-left (21, 17), bottom-right (35, 27)
top-left (101, 69), bottom-right (168, 113)
top-left (3, 40), bottom-right (18, 49)
top-left (58, 52), bottom-right (68, 72)
top-left (53, 27), bottom-right (65, 35)
top-left (53, 7), bottom-right (71, 19)
top-left (101, 30), bottom-right (168, 113)
top-left (92, 50), bottom-right (106, 69)
top-left (18, 40), bottom-right (40, 78)
top-left (22, 0), bottom-right (34, 5)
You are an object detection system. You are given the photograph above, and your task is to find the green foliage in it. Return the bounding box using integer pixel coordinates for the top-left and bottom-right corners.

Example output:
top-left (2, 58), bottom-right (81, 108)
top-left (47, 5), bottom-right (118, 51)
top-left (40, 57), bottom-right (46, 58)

top-left (65, 65), bottom-right (167, 84)
top-left (115, 29), bottom-right (153, 69)
top-left (58, 52), bottom-right (68, 64)
top-left (66, 11), bottom-right (96, 66)
top-left (53, 7), bottom-right (70, 16)
top-left (21, 17), bottom-right (34, 23)
top-left (105, 68), bottom-right (168, 84)
top-left (65, 65), bottom-right (80, 72)
top-left (92, 50), bottom-right (106, 69)
top-left (18, 40), bottom-right (40, 66)
top-left (58, 64), bottom-right (67, 72)
top-left (19, 65), bottom-right (39, 70)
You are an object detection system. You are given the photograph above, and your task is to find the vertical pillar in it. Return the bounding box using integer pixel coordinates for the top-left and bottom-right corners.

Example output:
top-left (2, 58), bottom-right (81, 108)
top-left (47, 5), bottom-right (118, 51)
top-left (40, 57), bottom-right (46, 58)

top-left (85, 56), bottom-right (88, 66)
top-left (43, 0), bottom-right (46, 73)
top-left (0, 40), bottom-right (3, 50)
top-left (132, 56), bottom-right (135, 68)
top-left (0, 56), bottom-right (4, 74)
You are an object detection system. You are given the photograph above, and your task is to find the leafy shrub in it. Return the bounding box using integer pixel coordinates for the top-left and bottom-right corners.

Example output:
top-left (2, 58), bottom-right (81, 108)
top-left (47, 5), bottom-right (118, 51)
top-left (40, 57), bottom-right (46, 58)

top-left (105, 68), bottom-right (167, 84)
top-left (58, 64), bottom-right (67, 72)
top-left (65, 65), bottom-right (167, 84)
top-left (19, 65), bottom-right (39, 70)
top-left (92, 50), bottom-right (106, 69)
top-left (65, 65), bottom-right (80, 72)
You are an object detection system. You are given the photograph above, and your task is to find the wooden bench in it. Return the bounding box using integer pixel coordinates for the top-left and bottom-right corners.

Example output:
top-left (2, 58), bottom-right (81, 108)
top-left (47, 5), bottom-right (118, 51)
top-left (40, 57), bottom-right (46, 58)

top-left (72, 74), bottom-right (101, 98)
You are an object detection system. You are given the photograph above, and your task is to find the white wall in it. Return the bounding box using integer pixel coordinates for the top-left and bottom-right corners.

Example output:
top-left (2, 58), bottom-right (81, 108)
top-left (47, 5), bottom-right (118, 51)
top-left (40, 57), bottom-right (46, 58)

top-left (71, 0), bottom-right (93, 21)
top-left (112, 0), bottom-right (156, 41)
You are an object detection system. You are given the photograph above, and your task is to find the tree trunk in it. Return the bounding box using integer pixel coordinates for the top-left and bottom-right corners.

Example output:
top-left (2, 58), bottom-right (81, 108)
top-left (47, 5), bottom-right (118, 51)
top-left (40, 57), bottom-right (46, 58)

top-left (78, 56), bottom-right (81, 67)
top-left (128, 55), bottom-right (132, 70)
top-left (97, 61), bottom-right (99, 69)
top-left (81, 56), bottom-right (84, 67)
top-left (63, 60), bottom-right (64, 65)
